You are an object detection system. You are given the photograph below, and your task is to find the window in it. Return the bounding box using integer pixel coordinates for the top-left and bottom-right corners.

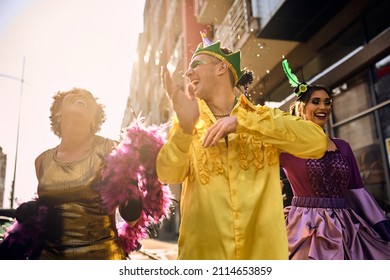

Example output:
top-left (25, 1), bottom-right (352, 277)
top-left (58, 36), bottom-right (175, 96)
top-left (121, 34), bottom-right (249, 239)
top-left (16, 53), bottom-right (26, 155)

top-left (332, 70), bottom-right (389, 210)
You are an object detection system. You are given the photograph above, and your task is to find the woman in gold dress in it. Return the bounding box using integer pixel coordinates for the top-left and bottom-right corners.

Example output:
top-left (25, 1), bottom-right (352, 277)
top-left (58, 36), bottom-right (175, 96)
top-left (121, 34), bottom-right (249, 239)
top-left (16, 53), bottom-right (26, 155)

top-left (33, 88), bottom-right (141, 259)
top-left (0, 88), bottom-right (171, 260)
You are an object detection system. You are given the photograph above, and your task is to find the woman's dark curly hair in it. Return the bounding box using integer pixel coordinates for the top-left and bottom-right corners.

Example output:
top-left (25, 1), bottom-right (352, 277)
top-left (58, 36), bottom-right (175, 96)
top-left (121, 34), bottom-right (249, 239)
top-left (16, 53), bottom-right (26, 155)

top-left (49, 88), bottom-right (106, 138)
top-left (289, 84), bottom-right (332, 116)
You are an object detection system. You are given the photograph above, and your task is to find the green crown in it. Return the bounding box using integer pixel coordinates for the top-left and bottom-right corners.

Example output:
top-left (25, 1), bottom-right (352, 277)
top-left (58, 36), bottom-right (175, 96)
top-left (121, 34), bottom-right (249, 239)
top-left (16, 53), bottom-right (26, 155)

top-left (192, 41), bottom-right (244, 85)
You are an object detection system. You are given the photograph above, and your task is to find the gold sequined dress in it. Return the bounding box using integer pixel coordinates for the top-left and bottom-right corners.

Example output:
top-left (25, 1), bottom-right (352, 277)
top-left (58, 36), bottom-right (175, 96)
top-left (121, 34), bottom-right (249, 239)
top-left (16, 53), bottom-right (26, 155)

top-left (37, 135), bottom-right (126, 260)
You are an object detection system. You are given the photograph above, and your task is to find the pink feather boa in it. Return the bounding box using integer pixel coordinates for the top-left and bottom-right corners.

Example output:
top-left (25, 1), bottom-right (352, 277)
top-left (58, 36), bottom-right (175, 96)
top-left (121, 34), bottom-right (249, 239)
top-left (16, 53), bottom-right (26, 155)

top-left (98, 119), bottom-right (173, 254)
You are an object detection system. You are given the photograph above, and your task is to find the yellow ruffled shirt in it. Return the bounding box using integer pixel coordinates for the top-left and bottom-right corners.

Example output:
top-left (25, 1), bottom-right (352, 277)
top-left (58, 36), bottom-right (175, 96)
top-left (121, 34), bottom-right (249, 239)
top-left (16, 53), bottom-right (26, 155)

top-left (156, 95), bottom-right (327, 260)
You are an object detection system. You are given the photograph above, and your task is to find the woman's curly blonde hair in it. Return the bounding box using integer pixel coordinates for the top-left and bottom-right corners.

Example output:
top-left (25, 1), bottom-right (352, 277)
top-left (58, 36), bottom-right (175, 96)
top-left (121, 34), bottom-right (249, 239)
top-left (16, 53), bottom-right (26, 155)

top-left (49, 88), bottom-right (106, 138)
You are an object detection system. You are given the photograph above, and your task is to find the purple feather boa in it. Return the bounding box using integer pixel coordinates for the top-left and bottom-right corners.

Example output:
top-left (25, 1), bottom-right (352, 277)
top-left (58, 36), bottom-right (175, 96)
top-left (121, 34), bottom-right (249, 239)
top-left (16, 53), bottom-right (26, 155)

top-left (0, 202), bottom-right (48, 259)
top-left (98, 119), bottom-right (173, 253)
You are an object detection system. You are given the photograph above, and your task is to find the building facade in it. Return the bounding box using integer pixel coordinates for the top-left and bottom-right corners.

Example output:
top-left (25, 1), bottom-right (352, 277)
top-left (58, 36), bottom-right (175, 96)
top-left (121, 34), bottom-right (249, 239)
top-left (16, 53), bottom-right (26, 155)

top-left (123, 0), bottom-right (390, 219)
top-left (0, 147), bottom-right (7, 209)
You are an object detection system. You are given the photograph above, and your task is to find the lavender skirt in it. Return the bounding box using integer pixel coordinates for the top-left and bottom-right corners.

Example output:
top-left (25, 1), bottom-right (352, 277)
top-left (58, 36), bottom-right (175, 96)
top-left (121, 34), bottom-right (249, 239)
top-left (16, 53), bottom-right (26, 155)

top-left (284, 196), bottom-right (390, 260)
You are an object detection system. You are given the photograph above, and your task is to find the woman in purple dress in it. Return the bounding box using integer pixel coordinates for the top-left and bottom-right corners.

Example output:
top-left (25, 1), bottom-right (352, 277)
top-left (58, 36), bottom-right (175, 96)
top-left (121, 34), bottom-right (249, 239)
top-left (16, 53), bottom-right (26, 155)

top-left (280, 60), bottom-right (390, 259)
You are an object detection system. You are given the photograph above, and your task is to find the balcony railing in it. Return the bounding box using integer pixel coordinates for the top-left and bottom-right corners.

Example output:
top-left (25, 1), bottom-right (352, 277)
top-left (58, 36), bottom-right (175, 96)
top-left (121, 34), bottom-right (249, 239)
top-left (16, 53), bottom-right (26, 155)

top-left (214, 0), bottom-right (257, 50)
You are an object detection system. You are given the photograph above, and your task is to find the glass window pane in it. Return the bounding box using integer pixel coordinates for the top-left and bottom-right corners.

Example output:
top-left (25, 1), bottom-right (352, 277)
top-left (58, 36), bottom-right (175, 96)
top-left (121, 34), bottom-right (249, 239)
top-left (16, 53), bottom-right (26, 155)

top-left (335, 116), bottom-right (388, 210)
top-left (380, 106), bottom-right (390, 168)
top-left (335, 115), bottom-right (376, 150)
top-left (374, 54), bottom-right (390, 104)
top-left (333, 66), bottom-right (389, 210)
top-left (332, 71), bottom-right (372, 123)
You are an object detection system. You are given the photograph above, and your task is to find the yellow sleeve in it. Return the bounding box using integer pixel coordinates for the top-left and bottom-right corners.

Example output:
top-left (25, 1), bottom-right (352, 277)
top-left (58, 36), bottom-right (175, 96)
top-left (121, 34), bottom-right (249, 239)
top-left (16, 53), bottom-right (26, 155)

top-left (234, 103), bottom-right (327, 159)
top-left (156, 117), bottom-right (195, 184)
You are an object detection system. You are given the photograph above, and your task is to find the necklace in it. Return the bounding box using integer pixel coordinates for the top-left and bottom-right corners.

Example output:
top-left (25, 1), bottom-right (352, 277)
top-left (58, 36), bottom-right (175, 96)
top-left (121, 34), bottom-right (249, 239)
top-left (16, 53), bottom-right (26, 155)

top-left (213, 112), bottom-right (230, 117)
top-left (212, 96), bottom-right (238, 118)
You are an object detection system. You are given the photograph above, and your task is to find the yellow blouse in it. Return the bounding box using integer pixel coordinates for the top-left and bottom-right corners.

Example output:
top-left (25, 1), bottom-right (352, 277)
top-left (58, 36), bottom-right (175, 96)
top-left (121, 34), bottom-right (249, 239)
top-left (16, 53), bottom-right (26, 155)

top-left (156, 95), bottom-right (327, 260)
top-left (37, 135), bottom-right (125, 260)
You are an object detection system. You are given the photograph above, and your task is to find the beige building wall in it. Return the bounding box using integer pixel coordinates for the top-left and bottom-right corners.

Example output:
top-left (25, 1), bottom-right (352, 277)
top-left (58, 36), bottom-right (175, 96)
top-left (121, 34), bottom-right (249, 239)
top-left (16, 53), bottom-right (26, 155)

top-left (0, 147), bottom-right (7, 209)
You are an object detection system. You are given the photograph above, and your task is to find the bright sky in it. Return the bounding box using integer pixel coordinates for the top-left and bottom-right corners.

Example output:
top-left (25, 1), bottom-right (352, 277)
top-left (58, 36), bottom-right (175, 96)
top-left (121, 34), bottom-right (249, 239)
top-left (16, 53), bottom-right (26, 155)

top-left (0, 0), bottom-right (145, 208)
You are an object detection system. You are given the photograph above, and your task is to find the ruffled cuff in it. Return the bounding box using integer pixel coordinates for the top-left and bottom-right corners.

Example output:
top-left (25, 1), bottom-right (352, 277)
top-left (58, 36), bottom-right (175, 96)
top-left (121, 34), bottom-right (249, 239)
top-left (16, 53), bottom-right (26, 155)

top-left (346, 188), bottom-right (388, 225)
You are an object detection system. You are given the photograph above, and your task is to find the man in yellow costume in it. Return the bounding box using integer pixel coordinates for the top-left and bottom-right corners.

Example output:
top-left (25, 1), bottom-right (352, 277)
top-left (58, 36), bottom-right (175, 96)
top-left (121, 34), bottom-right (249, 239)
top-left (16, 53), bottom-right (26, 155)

top-left (157, 34), bottom-right (327, 260)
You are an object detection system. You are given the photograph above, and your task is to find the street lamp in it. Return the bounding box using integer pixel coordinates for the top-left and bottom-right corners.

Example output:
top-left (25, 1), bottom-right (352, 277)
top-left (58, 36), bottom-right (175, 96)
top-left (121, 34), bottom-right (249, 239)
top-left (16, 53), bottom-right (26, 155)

top-left (0, 57), bottom-right (27, 209)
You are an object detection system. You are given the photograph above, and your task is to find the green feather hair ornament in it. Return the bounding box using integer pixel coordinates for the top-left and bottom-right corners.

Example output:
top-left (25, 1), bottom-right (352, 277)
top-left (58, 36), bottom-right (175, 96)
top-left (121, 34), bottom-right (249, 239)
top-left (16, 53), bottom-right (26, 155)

top-left (282, 58), bottom-right (309, 99)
